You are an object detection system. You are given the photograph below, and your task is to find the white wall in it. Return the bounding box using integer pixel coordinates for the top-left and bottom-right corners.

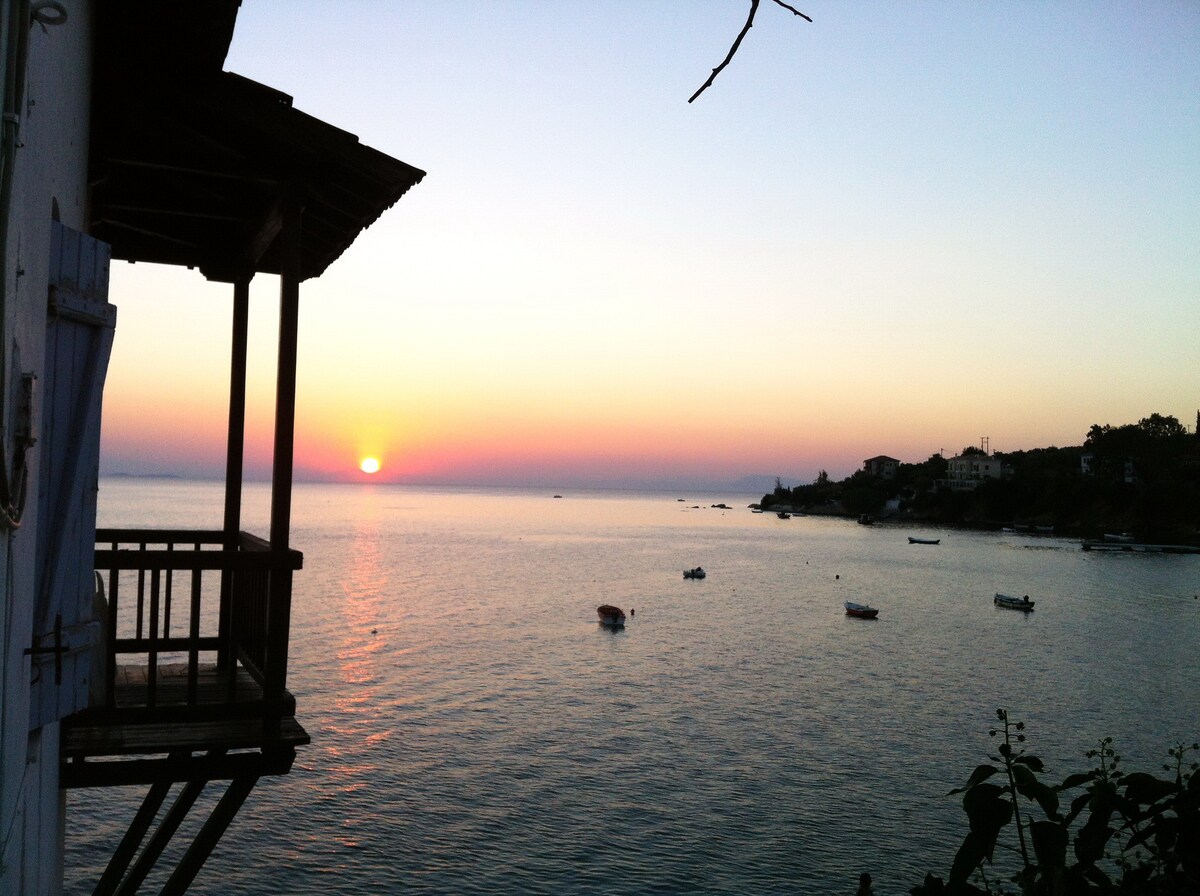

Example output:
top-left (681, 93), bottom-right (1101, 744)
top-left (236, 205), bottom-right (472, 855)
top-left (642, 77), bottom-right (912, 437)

top-left (0, 2), bottom-right (93, 893)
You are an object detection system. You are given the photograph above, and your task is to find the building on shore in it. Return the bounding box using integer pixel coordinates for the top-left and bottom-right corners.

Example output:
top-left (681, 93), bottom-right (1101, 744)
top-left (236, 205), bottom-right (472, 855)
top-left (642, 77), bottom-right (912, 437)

top-left (939, 452), bottom-right (1003, 491)
top-left (862, 455), bottom-right (901, 479)
top-left (0, 4), bottom-right (423, 892)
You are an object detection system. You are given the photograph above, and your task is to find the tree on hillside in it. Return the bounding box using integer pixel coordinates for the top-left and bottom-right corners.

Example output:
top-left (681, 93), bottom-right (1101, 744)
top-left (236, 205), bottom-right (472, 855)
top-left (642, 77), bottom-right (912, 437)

top-left (758, 413), bottom-right (1196, 537)
top-left (1135, 413), bottom-right (1189, 440)
top-left (1085, 414), bottom-right (1193, 485)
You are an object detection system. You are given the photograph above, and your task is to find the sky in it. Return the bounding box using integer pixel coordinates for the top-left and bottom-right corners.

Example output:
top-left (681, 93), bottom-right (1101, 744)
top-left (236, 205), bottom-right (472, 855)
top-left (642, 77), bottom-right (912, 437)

top-left (98, 1), bottom-right (1200, 489)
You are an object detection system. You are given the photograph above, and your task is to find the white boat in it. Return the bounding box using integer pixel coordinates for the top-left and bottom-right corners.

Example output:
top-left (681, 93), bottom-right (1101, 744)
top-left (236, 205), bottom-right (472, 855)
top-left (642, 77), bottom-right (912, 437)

top-left (683, 566), bottom-right (706, 579)
top-left (844, 602), bottom-right (879, 619)
top-left (994, 593), bottom-right (1034, 612)
top-left (596, 605), bottom-right (626, 627)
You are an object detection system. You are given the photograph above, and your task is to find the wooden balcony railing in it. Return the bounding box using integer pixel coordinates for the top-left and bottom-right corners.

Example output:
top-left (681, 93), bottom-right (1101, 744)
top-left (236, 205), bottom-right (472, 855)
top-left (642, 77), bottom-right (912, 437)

top-left (91, 528), bottom-right (302, 724)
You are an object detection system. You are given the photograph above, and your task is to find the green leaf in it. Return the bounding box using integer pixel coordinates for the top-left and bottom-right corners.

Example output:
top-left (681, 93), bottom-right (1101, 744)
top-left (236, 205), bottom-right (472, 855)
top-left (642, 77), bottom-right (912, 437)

top-left (1075, 798), bottom-right (1115, 866)
top-left (1121, 771), bottom-right (1177, 806)
top-left (1063, 790), bottom-right (1092, 826)
top-left (1016, 778), bottom-right (1061, 819)
top-left (1080, 864), bottom-right (1113, 889)
top-left (962, 783), bottom-right (1012, 860)
top-left (948, 831), bottom-right (986, 887)
top-left (949, 764), bottom-right (1000, 796)
top-left (1012, 763), bottom-right (1038, 789)
top-left (1030, 819), bottom-right (1068, 870)
top-left (1059, 772), bottom-right (1095, 791)
top-left (1013, 754), bottom-right (1045, 773)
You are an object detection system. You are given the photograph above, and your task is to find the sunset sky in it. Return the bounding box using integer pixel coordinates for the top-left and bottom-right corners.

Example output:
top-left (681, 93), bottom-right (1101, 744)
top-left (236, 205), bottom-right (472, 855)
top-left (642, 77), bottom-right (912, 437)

top-left (99, 2), bottom-right (1200, 488)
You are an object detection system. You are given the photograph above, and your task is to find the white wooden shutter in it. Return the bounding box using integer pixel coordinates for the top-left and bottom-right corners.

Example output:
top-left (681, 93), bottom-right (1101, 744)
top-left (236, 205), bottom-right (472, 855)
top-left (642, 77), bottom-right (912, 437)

top-left (29, 222), bottom-right (115, 729)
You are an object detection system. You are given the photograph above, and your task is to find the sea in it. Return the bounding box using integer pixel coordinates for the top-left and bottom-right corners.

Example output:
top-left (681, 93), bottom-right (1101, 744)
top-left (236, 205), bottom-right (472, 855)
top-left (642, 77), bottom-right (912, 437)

top-left (63, 478), bottom-right (1200, 895)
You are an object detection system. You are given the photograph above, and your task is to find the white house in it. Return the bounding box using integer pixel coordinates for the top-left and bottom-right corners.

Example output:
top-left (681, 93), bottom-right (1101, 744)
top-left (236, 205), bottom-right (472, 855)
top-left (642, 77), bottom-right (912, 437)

top-left (1, 4), bottom-right (424, 892)
top-left (943, 453), bottom-right (1003, 490)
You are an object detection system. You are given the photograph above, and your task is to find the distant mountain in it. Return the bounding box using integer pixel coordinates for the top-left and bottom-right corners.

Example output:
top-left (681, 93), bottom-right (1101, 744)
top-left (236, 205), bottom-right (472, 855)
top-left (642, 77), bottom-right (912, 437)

top-left (101, 469), bottom-right (804, 496)
top-left (104, 471), bottom-right (192, 480)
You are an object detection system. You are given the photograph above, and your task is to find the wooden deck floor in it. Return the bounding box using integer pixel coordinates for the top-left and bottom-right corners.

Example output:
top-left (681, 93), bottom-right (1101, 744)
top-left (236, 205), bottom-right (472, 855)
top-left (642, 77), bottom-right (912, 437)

top-left (103, 662), bottom-right (298, 715)
top-left (62, 663), bottom-right (308, 788)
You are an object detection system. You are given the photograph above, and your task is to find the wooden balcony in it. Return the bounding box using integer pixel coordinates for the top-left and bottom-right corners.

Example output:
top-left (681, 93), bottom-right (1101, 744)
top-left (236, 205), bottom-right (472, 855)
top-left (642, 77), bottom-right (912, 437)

top-left (61, 529), bottom-right (309, 789)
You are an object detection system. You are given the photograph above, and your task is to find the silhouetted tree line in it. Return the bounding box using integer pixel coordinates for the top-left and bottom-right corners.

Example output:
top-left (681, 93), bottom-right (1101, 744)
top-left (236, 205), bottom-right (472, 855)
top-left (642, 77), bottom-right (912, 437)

top-left (760, 414), bottom-right (1200, 542)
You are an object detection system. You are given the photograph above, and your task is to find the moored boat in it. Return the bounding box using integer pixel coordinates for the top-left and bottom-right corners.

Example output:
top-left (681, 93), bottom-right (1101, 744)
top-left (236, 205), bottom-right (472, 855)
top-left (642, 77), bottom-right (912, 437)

top-left (683, 566), bottom-right (706, 579)
top-left (994, 593), bottom-right (1034, 612)
top-left (597, 605), bottom-right (626, 627)
top-left (844, 601), bottom-right (879, 619)
top-left (908, 536), bottom-right (940, 545)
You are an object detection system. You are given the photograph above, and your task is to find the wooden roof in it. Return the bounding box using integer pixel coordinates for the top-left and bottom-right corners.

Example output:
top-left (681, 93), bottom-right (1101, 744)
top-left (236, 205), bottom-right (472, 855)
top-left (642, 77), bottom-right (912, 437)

top-left (88, 1), bottom-right (425, 283)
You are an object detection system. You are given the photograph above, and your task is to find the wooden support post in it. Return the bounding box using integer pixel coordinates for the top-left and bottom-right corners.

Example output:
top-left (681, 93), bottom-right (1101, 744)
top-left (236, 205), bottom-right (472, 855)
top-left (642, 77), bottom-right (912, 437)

top-left (219, 277), bottom-right (250, 673)
top-left (93, 779), bottom-right (171, 896)
top-left (111, 775), bottom-right (209, 895)
top-left (265, 200), bottom-right (301, 728)
top-left (264, 567), bottom-right (292, 739)
top-left (223, 275), bottom-right (251, 538)
top-left (270, 202), bottom-right (301, 551)
top-left (160, 775), bottom-right (259, 896)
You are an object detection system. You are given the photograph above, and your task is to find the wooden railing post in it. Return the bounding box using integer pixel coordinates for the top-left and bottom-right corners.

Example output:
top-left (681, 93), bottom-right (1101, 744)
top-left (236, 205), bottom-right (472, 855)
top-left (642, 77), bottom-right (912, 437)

top-left (91, 529), bottom-right (299, 724)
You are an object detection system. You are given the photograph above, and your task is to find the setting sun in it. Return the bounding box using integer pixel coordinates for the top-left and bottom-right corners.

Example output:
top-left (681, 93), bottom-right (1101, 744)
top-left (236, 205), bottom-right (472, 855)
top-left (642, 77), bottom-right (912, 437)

top-left (360, 457), bottom-right (381, 474)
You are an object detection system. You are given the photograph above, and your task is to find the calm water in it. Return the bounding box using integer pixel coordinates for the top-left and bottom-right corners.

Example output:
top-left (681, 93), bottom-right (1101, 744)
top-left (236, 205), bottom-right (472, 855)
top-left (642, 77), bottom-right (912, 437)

top-left (65, 480), bottom-right (1200, 895)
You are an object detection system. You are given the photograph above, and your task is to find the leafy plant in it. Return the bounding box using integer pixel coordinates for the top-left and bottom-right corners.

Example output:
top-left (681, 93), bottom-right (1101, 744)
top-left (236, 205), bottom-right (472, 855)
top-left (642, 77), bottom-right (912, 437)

top-left (911, 710), bottom-right (1199, 895)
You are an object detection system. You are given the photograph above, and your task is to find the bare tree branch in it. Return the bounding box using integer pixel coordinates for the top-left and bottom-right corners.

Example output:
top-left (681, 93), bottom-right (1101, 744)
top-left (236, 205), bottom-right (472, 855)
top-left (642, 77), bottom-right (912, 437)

top-left (689, 0), bottom-right (811, 103)
top-left (771, 0), bottom-right (813, 21)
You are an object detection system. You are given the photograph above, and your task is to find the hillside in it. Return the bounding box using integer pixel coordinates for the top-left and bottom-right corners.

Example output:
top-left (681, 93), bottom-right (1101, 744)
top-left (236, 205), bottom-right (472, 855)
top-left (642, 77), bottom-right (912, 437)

top-left (759, 414), bottom-right (1200, 542)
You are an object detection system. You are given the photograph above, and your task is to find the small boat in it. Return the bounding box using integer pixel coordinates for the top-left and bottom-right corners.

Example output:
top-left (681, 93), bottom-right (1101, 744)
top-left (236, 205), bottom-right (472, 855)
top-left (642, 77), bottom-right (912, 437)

top-left (908, 537), bottom-right (940, 545)
top-left (683, 566), bottom-right (706, 579)
top-left (777, 511), bottom-right (791, 519)
top-left (844, 602), bottom-right (879, 619)
top-left (858, 514), bottom-right (874, 525)
top-left (596, 605), bottom-right (626, 627)
top-left (994, 593), bottom-right (1034, 612)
